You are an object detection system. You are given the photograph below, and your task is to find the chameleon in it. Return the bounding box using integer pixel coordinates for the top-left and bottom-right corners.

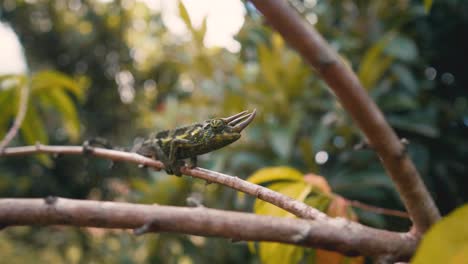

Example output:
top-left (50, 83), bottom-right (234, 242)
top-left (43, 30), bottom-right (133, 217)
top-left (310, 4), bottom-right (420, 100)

top-left (134, 109), bottom-right (256, 176)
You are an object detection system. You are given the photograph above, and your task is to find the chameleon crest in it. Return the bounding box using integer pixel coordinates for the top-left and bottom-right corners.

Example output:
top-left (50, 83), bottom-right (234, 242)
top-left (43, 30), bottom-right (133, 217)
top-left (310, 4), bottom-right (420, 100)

top-left (135, 109), bottom-right (256, 176)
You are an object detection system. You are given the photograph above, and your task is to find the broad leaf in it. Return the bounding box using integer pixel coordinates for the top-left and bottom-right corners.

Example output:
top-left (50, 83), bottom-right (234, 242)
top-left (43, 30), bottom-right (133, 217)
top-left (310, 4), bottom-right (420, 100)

top-left (41, 88), bottom-right (81, 141)
top-left (247, 166), bottom-right (304, 185)
top-left (20, 105), bottom-right (52, 166)
top-left (258, 242), bottom-right (304, 264)
top-left (412, 204), bottom-right (468, 263)
top-left (254, 182), bottom-right (312, 216)
top-left (178, 1), bottom-right (194, 32)
top-left (385, 35), bottom-right (418, 62)
top-left (358, 33), bottom-right (395, 90)
top-left (32, 71), bottom-right (85, 100)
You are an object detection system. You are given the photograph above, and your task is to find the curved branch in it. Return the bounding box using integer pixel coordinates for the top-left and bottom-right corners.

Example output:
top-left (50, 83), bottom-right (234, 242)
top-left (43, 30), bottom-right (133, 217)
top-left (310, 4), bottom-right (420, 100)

top-left (0, 77), bottom-right (30, 151)
top-left (249, 0), bottom-right (440, 233)
top-left (0, 197), bottom-right (418, 260)
top-left (0, 144), bottom-right (326, 220)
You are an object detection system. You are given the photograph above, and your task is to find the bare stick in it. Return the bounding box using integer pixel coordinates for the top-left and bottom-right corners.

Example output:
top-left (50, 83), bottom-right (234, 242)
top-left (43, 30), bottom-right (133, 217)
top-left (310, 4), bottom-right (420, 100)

top-left (347, 199), bottom-right (410, 219)
top-left (0, 78), bottom-right (30, 151)
top-left (248, 0), bottom-right (440, 233)
top-left (0, 197), bottom-right (418, 260)
top-left (0, 144), bottom-right (326, 220)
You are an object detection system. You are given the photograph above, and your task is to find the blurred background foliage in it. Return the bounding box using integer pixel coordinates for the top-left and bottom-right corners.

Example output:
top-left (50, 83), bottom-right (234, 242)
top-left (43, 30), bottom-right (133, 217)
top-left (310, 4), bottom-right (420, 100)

top-left (0, 0), bottom-right (467, 263)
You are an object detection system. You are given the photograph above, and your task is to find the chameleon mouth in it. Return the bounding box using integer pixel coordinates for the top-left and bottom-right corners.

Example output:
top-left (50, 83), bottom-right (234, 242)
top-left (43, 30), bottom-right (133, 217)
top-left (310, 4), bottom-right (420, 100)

top-left (224, 109), bottom-right (257, 132)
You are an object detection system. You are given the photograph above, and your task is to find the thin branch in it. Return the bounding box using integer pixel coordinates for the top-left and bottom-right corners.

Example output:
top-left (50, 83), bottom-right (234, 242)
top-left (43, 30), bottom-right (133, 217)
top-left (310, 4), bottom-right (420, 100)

top-left (248, 0), bottom-right (440, 233)
top-left (0, 144), bottom-right (327, 220)
top-left (0, 77), bottom-right (30, 151)
top-left (347, 199), bottom-right (410, 219)
top-left (0, 197), bottom-right (418, 260)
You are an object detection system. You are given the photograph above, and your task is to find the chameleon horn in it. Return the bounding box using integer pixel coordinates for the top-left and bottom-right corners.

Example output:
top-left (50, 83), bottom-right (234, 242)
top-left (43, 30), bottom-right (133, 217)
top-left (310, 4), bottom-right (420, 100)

top-left (231, 109), bottom-right (257, 132)
top-left (221, 110), bottom-right (249, 123)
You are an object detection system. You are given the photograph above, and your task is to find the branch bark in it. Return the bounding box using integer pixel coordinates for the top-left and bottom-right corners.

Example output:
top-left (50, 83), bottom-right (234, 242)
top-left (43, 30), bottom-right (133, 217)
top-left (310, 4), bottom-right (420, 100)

top-left (0, 197), bottom-right (418, 260)
top-left (249, 0), bottom-right (440, 233)
top-left (1, 144), bottom-right (326, 220)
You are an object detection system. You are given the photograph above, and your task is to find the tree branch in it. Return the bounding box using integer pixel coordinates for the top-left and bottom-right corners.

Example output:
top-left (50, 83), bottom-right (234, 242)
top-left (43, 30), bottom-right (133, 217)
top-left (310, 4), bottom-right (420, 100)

top-left (0, 144), bottom-right (326, 220)
top-left (347, 199), bottom-right (410, 219)
top-left (249, 0), bottom-right (440, 233)
top-left (0, 77), bottom-right (30, 151)
top-left (0, 197), bottom-right (418, 260)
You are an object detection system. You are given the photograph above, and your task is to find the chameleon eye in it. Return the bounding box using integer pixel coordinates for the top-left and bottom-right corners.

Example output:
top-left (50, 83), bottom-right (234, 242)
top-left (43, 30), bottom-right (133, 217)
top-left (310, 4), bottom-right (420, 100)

top-left (209, 119), bottom-right (224, 130)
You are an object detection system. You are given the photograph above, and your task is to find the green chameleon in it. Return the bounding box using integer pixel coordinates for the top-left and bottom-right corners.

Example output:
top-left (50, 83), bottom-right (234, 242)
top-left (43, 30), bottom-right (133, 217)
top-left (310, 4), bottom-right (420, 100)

top-left (134, 109), bottom-right (256, 176)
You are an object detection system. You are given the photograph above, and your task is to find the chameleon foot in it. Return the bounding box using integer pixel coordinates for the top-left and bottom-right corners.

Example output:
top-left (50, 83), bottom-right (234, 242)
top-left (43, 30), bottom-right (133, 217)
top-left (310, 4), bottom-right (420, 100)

top-left (164, 160), bottom-right (185, 177)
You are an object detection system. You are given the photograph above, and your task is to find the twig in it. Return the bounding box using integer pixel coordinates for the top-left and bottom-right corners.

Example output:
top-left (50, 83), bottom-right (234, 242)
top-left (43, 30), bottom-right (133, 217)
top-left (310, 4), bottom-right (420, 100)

top-left (0, 77), bottom-right (30, 151)
top-left (347, 199), bottom-right (410, 219)
top-left (248, 0), bottom-right (440, 234)
top-left (0, 144), bottom-right (326, 220)
top-left (0, 197), bottom-right (418, 260)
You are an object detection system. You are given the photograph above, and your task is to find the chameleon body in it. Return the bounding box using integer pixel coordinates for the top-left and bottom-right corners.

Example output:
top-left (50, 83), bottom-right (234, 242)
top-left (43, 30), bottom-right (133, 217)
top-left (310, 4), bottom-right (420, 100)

top-left (135, 110), bottom-right (256, 176)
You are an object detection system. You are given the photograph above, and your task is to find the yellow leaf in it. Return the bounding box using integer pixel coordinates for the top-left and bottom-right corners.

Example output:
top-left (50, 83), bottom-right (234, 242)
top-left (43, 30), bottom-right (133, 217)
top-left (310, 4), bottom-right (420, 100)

top-left (254, 182), bottom-right (311, 217)
top-left (258, 242), bottom-right (304, 264)
top-left (247, 166), bottom-right (304, 185)
top-left (178, 1), bottom-right (194, 31)
top-left (272, 33), bottom-right (285, 55)
top-left (257, 43), bottom-right (279, 87)
top-left (412, 204), bottom-right (468, 264)
top-left (424, 0), bottom-right (433, 13)
top-left (358, 33), bottom-right (395, 90)
top-left (450, 244), bottom-right (468, 264)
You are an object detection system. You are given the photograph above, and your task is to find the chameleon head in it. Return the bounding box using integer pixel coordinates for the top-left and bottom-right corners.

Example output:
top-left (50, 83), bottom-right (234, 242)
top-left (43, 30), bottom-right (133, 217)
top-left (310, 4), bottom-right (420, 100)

top-left (204, 109), bottom-right (256, 146)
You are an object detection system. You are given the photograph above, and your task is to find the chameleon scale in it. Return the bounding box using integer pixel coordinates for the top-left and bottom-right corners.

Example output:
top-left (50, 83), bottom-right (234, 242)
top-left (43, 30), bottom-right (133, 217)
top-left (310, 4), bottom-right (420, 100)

top-left (135, 109), bottom-right (257, 176)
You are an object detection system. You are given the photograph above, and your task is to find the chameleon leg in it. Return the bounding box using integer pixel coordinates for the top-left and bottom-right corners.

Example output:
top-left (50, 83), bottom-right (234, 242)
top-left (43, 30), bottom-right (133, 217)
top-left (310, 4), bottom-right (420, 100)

top-left (168, 138), bottom-right (190, 176)
top-left (150, 141), bottom-right (175, 175)
top-left (189, 156), bottom-right (198, 168)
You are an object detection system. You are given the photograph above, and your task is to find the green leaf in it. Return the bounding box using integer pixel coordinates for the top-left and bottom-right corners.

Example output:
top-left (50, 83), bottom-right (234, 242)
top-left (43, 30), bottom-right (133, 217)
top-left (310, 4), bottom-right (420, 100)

top-left (178, 1), bottom-right (193, 31)
top-left (380, 92), bottom-right (418, 111)
top-left (20, 105), bottom-right (52, 166)
top-left (384, 36), bottom-right (418, 62)
top-left (424, 0), bottom-right (433, 13)
top-left (358, 33), bottom-right (395, 90)
top-left (388, 114), bottom-right (439, 138)
top-left (258, 43), bottom-right (279, 87)
top-left (412, 204), bottom-right (468, 264)
top-left (32, 71), bottom-right (86, 100)
top-left (269, 124), bottom-right (293, 159)
top-left (247, 166), bottom-right (304, 185)
top-left (40, 88), bottom-right (81, 141)
top-left (194, 16), bottom-right (207, 45)
top-left (311, 120), bottom-right (332, 151)
top-left (0, 88), bottom-right (15, 137)
top-left (304, 194), bottom-right (331, 212)
top-left (391, 64), bottom-right (418, 93)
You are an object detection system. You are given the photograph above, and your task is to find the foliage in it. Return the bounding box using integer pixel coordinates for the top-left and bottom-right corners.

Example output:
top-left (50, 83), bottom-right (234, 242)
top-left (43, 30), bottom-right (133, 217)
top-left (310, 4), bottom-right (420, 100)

top-left (245, 167), bottom-right (363, 264)
top-left (1, 71), bottom-right (87, 165)
top-left (0, 0), bottom-right (467, 262)
top-left (412, 204), bottom-right (468, 263)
